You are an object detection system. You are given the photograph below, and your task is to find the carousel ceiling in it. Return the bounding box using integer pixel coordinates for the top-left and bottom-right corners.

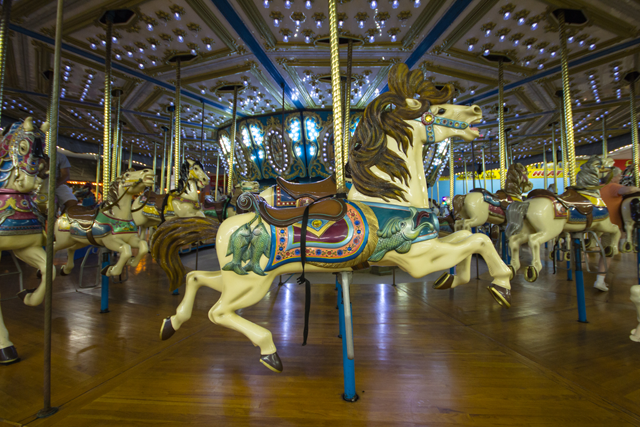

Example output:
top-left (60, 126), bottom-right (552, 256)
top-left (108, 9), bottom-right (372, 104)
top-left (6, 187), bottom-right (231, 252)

top-left (2, 0), bottom-right (640, 173)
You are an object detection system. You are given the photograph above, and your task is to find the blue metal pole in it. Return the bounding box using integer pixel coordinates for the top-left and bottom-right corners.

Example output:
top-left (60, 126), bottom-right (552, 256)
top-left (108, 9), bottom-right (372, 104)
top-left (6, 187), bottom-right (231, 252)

top-left (336, 277), bottom-right (357, 402)
top-left (100, 252), bottom-right (110, 313)
top-left (567, 260), bottom-right (572, 281)
top-left (573, 238), bottom-right (587, 322)
top-left (172, 288), bottom-right (180, 295)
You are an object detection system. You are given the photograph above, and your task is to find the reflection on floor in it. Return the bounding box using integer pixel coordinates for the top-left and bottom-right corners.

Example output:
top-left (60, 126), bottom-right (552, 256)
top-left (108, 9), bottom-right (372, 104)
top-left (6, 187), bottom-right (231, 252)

top-left (1, 245), bottom-right (640, 426)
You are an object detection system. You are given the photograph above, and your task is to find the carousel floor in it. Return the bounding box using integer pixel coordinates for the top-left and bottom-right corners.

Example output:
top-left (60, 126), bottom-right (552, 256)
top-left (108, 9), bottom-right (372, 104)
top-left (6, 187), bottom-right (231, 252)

top-left (1, 245), bottom-right (640, 426)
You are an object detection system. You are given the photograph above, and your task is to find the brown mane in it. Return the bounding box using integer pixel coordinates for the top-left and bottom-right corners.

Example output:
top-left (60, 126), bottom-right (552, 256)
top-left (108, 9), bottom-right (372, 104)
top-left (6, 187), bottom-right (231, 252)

top-left (504, 163), bottom-right (532, 196)
top-left (349, 63), bottom-right (453, 202)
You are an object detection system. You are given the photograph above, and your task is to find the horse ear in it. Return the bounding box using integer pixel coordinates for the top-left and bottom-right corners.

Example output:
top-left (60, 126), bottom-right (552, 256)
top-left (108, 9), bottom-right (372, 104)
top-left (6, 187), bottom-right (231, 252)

top-left (405, 98), bottom-right (422, 111)
top-left (40, 122), bottom-right (50, 133)
top-left (24, 117), bottom-right (34, 132)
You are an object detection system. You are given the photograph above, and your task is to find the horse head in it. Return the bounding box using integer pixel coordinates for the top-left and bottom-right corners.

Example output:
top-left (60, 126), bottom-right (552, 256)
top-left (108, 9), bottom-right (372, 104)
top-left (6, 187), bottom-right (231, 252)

top-left (241, 181), bottom-right (260, 193)
top-left (349, 63), bottom-right (481, 202)
top-left (178, 159), bottom-right (208, 193)
top-left (576, 155), bottom-right (614, 190)
top-left (104, 168), bottom-right (155, 210)
top-left (0, 117), bottom-right (48, 193)
top-left (621, 164), bottom-right (635, 186)
top-left (505, 163), bottom-right (533, 196)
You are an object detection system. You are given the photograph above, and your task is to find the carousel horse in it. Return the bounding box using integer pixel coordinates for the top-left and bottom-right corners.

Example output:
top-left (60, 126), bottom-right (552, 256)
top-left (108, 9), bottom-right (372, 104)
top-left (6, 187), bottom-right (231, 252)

top-left (203, 181), bottom-right (259, 222)
top-left (132, 159), bottom-right (209, 238)
top-left (505, 155), bottom-right (620, 282)
top-left (151, 64), bottom-right (513, 373)
top-left (53, 168), bottom-right (155, 277)
top-left (628, 199), bottom-right (640, 341)
top-left (452, 163), bottom-right (533, 231)
top-left (619, 165), bottom-right (640, 253)
top-left (0, 117), bottom-right (49, 364)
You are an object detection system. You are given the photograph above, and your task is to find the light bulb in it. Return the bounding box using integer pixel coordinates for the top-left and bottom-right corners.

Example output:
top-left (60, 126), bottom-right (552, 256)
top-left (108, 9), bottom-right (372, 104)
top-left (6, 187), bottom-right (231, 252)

top-left (531, 22), bottom-right (538, 30)
top-left (369, 35), bottom-right (375, 43)
top-left (316, 19), bottom-right (322, 28)
top-left (206, 43), bottom-right (212, 51)
top-left (283, 34), bottom-right (289, 42)
top-left (379, 19), bottom-right (386, 28)
top-left (274, 18), bottom-right (280, 27)
top-left (358, 20), bottom-right (365, 29)
top-left (151, 43), bottom-right (157, 50)
top-left (284, 0), bottom-right (291, 8)
top-left (127, 51), bottom-right (133, 57)
top-left (174, 12), bottom-right (181, 20)
top-left (467, 44), bottom-right (474, 51)
top-left (485, 29), bottom-right (491, 37)
top-left (390, 34), bottom-right (396, 42)
top-left (101, 40), bottom-right (106, 46)
top-left (147, 23), bottom-right (154, 31)
top-left (589, 43), bottom-right (596, 50)
top-left (115, 54), bottom-right (121, 60)
top-left (392, 0), bottom-right (399, 8)
top-left (264, 0), bottom-right (270, 7)
top-left (177, 35), bottom-right (184, 42)
top-left (338, 19), bottom-right (344, 28)
top-left (138, 63), bottom-right (145, 69)
top-left (305, 0), bottom-right (312, 9)
top-left (305, 35), bottom-right (311, 43)
top-left (190, 49), bottom-right (197, 55)
top-left (483, 48), bottom-right (490, 56)
top-left (414, 0), bottom-right (420, 7)
top-left (503, 11), bottom-right (510, 20)
top-left (499, 34), bottom-right (505, 42)
top-left (90, 43), bottom-right (97, 50)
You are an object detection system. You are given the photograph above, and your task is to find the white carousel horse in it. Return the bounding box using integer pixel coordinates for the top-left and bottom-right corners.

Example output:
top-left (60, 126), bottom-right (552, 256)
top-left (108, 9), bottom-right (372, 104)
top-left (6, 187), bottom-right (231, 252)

top-left (132, 159), bottom-right (208, 239)
top-left (0, 117), bottom-right (49, 363)
top-left (151, 65), bottom-right (513, 374)
top-left (505, 155), bottom-right (621, 282)
top-left (452, 163), bottom-right (533, 231)
top-left (53, 168), bottom-right (155, 277)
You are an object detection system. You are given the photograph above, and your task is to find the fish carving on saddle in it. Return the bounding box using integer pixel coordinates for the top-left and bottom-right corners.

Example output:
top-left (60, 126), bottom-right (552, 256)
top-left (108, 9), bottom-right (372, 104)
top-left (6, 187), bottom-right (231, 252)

top-left (369, 207), bottom-right (435, 262)
top-left (222, 214), bottom-right (271, 276)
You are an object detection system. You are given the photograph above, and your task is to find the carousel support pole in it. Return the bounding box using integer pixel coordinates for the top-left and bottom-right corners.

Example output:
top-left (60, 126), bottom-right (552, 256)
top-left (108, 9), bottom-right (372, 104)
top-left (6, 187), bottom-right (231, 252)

top-left (337, 272), bottom-right (358, 402)
top-left (557, 10), bottom-right (578, 186)
top-left (343, 39), bottom-right (353, 168)
top-left (463, 161), bottom-right (468, 194)
top-left (111, 91), bottom-right (123, 183)
top-left (471, 141), bottom-right (476, 189)
top-left (152, 141), bottom-right (157, 174)
top-left (558, 99), bottom-right (568, 191)
top-left (551, 123), bottom-right (558, 192)
top-left (95, 149), bottom-right (101, 200)
top-left (543, 145), bottom-right (548, 190)
top-left (128, 140), bottom-right (134, 169)
top-left (481, 147), bottom-right (487, 189)
top-left (100, 251), bottom-right (110, 313)
top-left (228, 86), bottom-right (239, 194)
top-left (214, 154), bottom-right (220, 201)
top-left (174, 59), bottom-right (182, 189)
top-left (101, 13), bottom-right (113, 197)
top-left (167, 107), bottom-right (175, 190)
top-left (160, 125), bottom-right (169, 193)
top-left (37, 0), bottom-right (62, 418)
top-left (573, 236), bottom-right (588, 322)
top-left (42, 70), bottom-right (54, 154)
top-left (329, 0), bottom-right (345, 194)
top-left (498, 59), bottom-right (507, 189)
top-left (200, 100), bottom-right (205, 164)
top-left (449, 139), bottom-right (455, 275)
top-left (602, 115), bottom-right (608, 159)
top-left (0, 0), bottom-right (12, 126)
top-left (117, 122), bottom-right (124, 176)
top-left (489, 141), bottom-right (495, 192)
top-left (625, 71), bottom-right (640, 186)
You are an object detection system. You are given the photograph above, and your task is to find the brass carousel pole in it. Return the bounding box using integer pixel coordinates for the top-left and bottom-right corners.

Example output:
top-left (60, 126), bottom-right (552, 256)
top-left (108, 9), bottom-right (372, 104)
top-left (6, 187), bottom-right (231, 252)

top-left (160, 125), bottom-right (168, 193)
top-left (166, 107), bottom-right (175, 190)
top-left (174, 59), bottom-right (182, 189)
top-left (111, 92), bottom-right (122, 183)
top-left (228, 85), bottom-right (238, 194)
top-left (449, 139), bottom-right (454, 202)
top-left (343, 39), bottom-right (353, 168)
top-left (558, 10), bottom-right (577, 186)
top-left (543, 144), bottom-right (548, 190)
top-left (481, 147), bottom-right (487, 190)
top-left (96, 146), bottom-right (101, 198)
top-left (152, 141), bottom-right (157, 177)
top-left (214, 153), bottom-right (220, 201)
top-left (559, 102), bottom-right (568, 190)
top-left (128, 140), bottom-right (134, 169)
top-left (551, 124), bottom-right (558, 192)
top-left (101, 13), bottom-right (114, 197)
top-left (117, 121), bottom-right (124, 176)
top-left (39, 0), bottom-right (62, 418)
top-left (0, 0), bottom-right (12, 126)
top-left (626, 72), bottom-right (640, 186)
top-left (463, 160), bottom-right (468, 193)
top-left (200, 100), bottom-right (205, 164)
top-left (42, 70), bottom-right (54, 155)
top-left (602, 114), bottom-right (608, 159)
top-left (498, 58), bottom-right (506, 189)
top-left (329, 0), bottom-right (345, 194)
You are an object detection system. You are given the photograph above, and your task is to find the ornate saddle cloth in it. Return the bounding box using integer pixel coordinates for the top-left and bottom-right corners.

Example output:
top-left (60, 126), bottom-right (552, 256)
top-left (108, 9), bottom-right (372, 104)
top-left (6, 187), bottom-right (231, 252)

top-left (67, 211), bottom-right (137, 239)
top-left (528, 188), bottom-right (608, 228)
top-left (266, 200), bottom-right (369, 271)
top-left (273, 186), bottom-right (297, 207)
top-left (0, 189), bottom-right (42, 235)
top-left (468, 188), bottom-right (520, 220)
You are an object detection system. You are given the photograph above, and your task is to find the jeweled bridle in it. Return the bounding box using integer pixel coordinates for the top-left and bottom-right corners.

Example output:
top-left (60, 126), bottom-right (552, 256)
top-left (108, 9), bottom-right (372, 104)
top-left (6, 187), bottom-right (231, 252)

top-left (414, 111), bottom-right (470, 143)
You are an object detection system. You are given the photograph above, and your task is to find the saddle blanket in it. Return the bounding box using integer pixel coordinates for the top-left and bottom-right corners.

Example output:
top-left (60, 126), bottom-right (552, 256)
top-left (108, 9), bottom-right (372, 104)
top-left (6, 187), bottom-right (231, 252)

top-left (68, 212), bottom-right (137, 238)
top-left (266, 201), bottom-right (368, 271)
top-left (0, 190), bottom-right (42, 235)
top-left (567, 206), bottom-right (609, 224)
top-left (483, 192), bottom-right (502, 208)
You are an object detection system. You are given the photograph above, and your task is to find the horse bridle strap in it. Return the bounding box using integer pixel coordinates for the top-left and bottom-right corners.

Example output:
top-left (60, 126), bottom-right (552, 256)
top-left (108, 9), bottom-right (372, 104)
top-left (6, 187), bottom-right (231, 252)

top-left (415, 111), bottom-right (469, 143)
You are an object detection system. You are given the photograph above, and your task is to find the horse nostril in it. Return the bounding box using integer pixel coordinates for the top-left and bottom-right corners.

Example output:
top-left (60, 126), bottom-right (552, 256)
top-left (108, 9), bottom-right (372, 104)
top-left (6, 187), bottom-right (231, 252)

top-left (473, 105), bottom-right (481, 114)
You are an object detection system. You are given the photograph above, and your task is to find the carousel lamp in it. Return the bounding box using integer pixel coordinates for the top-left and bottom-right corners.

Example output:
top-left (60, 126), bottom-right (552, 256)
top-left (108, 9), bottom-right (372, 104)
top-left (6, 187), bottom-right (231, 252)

top-left (369, 0), bottom-right (377, 9)
top-left (387, 28), bottom-right (399, 42)
top-left (397, 10), bottom-right (411, 26)
top-left (376, 12), bottom-right (389, 28)
top-left (525, 37), bottom-right (536, 49)
top-left (203, 37), bottom-right (214, 50)
top-left (305, 0), bottom-right (313, 9)
top-left (170, 5), bottom-right (185, 20)
top-left (466, 37), bottom-right (477, 51)
top-left (390, 0), bottom-right (399, 8)
top-left (313, 12), bottom-right (325, 28)
top-left (173, 28), bottom-right (186, 43)
top-left (281, 28), bottom-right (291, 41)
top-left (355, 12), bottom-right (368, 29)
top-left (496, 28), bottom-right (510, 42)
top-left (270, 11), bottom-right (283, 27)
top-left (303, 29), bottom-right (314, 44)
top-left (264, 0), bottom-right (272, 8)
top-left (366, 28), bottom-right (376, 43)
top-left (284, 0), bottom-right (292, 9)
top-left (413, 0), bottom-right (420, 7)
top-left (481, 43), bottom-right (493, 56)
top-left (481, 22), bottom-right (495, 37)
top-left (514, 10), bottom-right (529, 25)
top-left (337, 13), bottom-right (346, 28)
top-left (291, 12), bottom-right (305, 26)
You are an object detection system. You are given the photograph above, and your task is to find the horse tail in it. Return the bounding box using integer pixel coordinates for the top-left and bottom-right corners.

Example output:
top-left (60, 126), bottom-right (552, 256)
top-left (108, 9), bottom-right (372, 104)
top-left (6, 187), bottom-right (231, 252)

top-left (505, 201), bottom-right (529, 238)
top-left (151, 217), bottom-right (220, 291)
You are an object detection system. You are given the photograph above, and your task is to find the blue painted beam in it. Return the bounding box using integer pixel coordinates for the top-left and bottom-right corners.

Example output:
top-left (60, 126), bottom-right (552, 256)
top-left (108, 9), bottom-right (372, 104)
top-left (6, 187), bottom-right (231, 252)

top-left (465, 37), bottom-right (640, 104)
top-left (9, 24), bottom-right (244, 117)
top-left (382, 0), bottom-right (474, 93)
top-left (208, 0), bottom-right (305, 110)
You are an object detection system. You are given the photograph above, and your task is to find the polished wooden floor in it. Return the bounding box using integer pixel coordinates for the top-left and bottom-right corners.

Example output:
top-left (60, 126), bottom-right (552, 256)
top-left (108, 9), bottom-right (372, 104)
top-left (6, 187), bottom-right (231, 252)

top-left (1, 244), bottom-right (640, 426)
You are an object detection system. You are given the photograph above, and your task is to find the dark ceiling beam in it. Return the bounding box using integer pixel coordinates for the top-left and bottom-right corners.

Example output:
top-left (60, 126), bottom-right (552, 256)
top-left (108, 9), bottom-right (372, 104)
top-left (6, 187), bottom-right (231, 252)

top-left (207, 0), bottom-right (304, 110)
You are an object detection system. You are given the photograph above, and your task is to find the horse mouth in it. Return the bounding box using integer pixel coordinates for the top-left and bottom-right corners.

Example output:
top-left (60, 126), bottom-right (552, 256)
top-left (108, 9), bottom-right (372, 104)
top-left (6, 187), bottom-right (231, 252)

top-left (468, 118), bottom-right (481, 133)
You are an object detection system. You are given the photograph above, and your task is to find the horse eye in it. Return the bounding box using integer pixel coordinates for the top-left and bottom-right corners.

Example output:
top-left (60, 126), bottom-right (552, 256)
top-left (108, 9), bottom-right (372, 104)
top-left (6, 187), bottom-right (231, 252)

top-left (437, 108), bottom-right (446, 115)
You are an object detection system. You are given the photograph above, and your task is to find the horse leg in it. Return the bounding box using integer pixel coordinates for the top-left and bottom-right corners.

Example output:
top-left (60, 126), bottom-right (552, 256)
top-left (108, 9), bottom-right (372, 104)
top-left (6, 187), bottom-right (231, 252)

top-left (101, 238), bottom-right (132, 276)
top-left (508, 230), bottom-right (530, 276)
top-left (208, 272), bottom-right (281, 371)
top-left (0, 299), bottom-right (18, 364)
top-left (528, 224), bottom-right (563, 275)
top-left (126, 236), bottom-right (148, 267)
top-left (60, 243), bottom-right (86, 275)
top-left (14, 246), bottom-right (53, 307)
top-left (161, 270), bottom-right (224, 340)
top-left (631, 286), bottom-right (640, 342)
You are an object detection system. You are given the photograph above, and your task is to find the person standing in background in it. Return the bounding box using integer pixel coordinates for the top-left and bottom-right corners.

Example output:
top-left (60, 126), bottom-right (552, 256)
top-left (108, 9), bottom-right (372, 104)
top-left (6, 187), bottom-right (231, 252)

top-left (54, 149), bottom-right (78, 211)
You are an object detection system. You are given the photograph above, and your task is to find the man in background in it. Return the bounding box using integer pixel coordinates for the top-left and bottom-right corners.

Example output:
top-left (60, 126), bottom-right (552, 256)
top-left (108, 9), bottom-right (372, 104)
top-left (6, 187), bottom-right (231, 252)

top-left (54, 150), bottom-right (78, 211)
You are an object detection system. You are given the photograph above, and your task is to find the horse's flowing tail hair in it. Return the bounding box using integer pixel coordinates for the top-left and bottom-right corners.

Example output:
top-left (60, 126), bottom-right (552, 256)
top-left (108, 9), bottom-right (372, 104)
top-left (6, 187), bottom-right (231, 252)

top-left (151, 217), bottom-right (220, 291)
top-left (505, 201), bottom-right (529, 239)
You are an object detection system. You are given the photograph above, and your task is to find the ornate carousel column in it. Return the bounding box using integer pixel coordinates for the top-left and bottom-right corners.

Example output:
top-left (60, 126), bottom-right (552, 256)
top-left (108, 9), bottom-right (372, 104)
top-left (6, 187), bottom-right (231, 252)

top-left (173, 58), bottom-right (182, 188)
top-left (602, 114), bottom-right (608, 159)
top-left (328, 0), bottom-right (345, 193)
top-left (0, 0), bottom-right (11, 125)
top-left (228, 85), bottom-right (239, 194)
top-left (101, 13), bottom-right (114, 196)
top-left (498, 59), bottom-right (506, 189)
top-left (160, 125), bottom-right (169, 192)
top-left (449, 139), bottom-right (454, 202)
top-left (342, 39), bottom-right (353, 168)
top-left (626, 71), bottom-right (640, 186)
top-left (551, 123), bottom-right (558, 192)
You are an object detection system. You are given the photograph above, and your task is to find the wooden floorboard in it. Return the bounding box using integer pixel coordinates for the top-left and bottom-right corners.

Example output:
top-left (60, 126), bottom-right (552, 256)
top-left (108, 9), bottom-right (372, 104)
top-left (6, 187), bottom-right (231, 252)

top-left (0, 246), bottom-right (639, 426)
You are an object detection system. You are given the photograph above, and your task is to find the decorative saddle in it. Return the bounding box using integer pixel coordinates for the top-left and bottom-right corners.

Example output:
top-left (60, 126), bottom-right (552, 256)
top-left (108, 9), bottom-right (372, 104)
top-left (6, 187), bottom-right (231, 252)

top-left (203, 195), bottom-right (231, 222)
top-left (527, 187), bottom-right (608, 228)
top-left (276, 175), bottom-right (337, 202)
top-left (239, 193), bottom-right (347, 227)
top-left (66, 205), bottom-right (98, 229)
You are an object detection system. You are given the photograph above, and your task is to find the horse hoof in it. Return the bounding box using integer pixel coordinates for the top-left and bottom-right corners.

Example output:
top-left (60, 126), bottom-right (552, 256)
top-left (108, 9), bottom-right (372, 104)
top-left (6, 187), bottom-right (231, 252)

top-left (60, 267), bottom-right (69, 276)
top-left (548, 251), bottom-right (555, 261)
top-left (564, 252), bottom-right (571, 262)
top-left (623, 241), bottom-right (633, 253)
top-left (0, 346), bottom-right (19, 364)
top-left (36, 269), bottom-right (42, 279)
top-left (508, 265), bottom-right (516, 280)
top-left (487, 284), bottom-right (511, 309)
top-left (160, 317), bottom-right (175, 341)
top-left (433, 273), bottom-right (454, 290)
top-left (16, 288), bottom-right (36, 302)
top-left (524, 266), bottom-right (538, 282)
top-left (101, 266), bottom-right (111, 276)
top-left (260, 352), bottom-right (283, 373)
top-left (604, 246), bottom-right (614, 257)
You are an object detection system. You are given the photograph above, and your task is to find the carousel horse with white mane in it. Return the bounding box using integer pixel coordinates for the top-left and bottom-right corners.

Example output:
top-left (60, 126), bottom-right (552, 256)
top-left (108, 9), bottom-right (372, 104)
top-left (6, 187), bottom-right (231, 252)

top-left (505, 155), bottom-right (620, 282)
top-left (0, 117), bottom-right (49, 364)
top-left (132, 159), bottom-right (209, 238)
top-left (452, 163), bottom-right (533, 231)
top-left (151, 64), bottom-right (513, 373)
top-left (619, 165), bottom-right (640, 253)
top-left (53, 168), bottom-right (155, 277)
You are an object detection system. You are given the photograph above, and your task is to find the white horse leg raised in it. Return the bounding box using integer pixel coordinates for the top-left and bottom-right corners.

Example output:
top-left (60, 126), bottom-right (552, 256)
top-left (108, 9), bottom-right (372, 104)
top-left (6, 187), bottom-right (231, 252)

top-left (14, 246), bottom-right (53, 307)
top-left (126, 236), bottom-right (148, 267)
top-left (631, 285), bottom-right (640, 342)
top-left (161, 270), bottom-right (224, 338)
top-left (508, 228), bottom-right (530, 275)
top-left (0, 299), bottom-right (18, 364)
top-left (100, 237), bottom-right (132, 276)
top-left (591, 219), bottom-right (621, 257)
top-left (61, 243), bottom-right (87, 275)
